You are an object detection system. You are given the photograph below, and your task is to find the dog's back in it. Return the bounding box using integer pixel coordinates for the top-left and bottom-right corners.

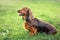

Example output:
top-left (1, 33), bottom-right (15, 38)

top-left (31, 18), bottom-right (57, 34)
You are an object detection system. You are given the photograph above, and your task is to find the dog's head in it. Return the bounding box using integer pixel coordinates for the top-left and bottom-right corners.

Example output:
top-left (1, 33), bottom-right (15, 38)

top-left (17, 7), bottom-right (32, 20)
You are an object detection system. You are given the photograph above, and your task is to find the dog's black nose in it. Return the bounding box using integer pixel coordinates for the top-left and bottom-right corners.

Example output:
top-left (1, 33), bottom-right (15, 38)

top-left (17, 10), bottom-right (20, 13)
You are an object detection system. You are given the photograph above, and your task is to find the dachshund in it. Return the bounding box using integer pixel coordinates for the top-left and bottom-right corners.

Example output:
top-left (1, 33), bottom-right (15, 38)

top-left (17, 7), bottom-right (57, 35)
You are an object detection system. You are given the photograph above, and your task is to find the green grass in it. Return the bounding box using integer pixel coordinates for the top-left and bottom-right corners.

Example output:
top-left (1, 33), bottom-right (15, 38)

top-left (0, 0), bottom-right (60, 40)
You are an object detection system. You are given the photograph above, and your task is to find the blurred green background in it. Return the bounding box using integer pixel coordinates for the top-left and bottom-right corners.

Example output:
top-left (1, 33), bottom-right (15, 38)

top-left (0, 0), bottom-right (60, 40)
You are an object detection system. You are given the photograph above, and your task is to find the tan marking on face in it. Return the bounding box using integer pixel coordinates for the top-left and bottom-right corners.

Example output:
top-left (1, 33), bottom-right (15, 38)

top-left (17, 7), bottom-right (32, 20)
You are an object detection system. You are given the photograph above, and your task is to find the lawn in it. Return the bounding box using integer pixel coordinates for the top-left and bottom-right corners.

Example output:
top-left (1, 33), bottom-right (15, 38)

top-left (0, 0), bottom-right (60, 40)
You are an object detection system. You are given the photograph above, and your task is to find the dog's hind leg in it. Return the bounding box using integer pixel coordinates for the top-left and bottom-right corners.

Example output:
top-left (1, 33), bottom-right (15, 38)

top-left (48, 29), bottom-right (57, 35)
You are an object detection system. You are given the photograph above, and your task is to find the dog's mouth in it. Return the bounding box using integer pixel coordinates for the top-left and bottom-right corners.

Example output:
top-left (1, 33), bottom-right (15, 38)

top-left (17, 11), bottom-right (25, 16)
top-left (18, 13), bottom-right (25, 16)
top-left (17, 10), bottom-right (25, 16)
top-left (18, 13), bottom-right (23, 16)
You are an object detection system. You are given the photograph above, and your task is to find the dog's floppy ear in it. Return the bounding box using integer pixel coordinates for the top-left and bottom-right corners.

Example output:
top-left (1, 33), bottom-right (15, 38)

top-left (26, 10), bottom-right (30, 21)
top-left (27, 10), bottom-right (29, 16)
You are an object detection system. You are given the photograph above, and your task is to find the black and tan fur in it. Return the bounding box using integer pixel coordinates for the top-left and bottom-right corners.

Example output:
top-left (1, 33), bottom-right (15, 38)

top-left (17, 7), bottom-right (57, 35)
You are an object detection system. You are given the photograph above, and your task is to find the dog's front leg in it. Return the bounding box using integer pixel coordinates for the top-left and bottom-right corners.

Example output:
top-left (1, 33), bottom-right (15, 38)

top-left (29, 27), bottom-right (37, 35)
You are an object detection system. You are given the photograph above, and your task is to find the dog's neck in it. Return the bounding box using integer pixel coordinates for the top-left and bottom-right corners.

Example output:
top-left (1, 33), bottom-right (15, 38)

top-left (26, 13), bottom-right (34, 22)
top-left (29, 14), bottom-right (34, 21)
